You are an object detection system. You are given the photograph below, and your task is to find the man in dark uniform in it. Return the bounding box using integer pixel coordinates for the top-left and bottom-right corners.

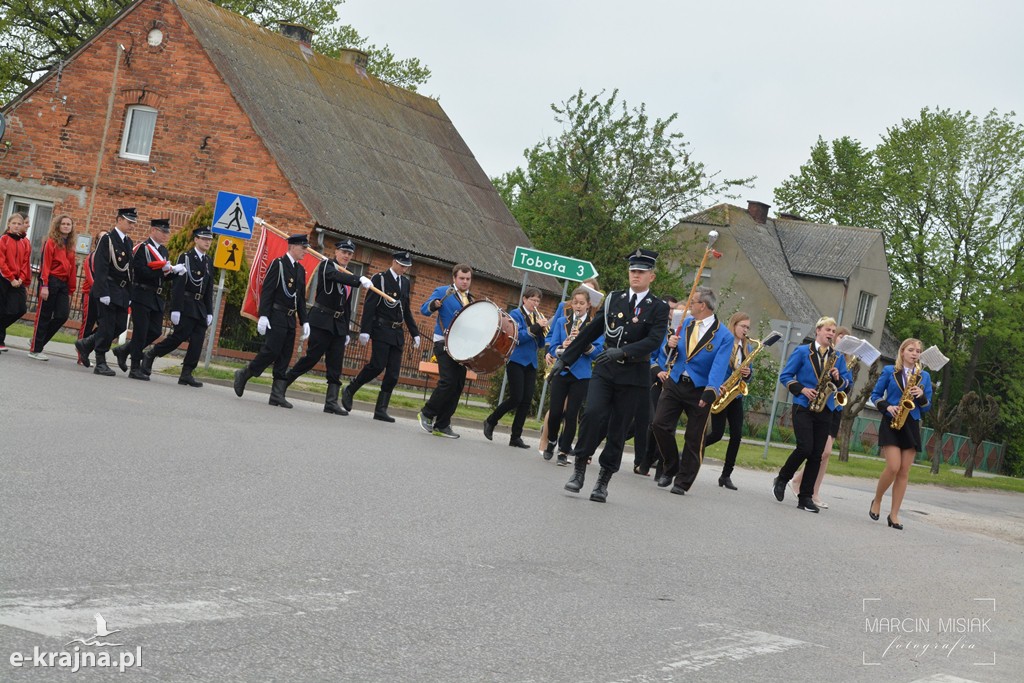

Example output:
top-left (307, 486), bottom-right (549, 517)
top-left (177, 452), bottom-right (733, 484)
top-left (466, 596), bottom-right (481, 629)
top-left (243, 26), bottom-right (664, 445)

top-left (233, 233), bottom-right (310, 407)
top-left (112, 218), bottom-right (185, 379)
top-left (283, 238), bottom-right (371, 414)
top-left (75, 207), bottom-right (136, 376)
top-left (341, 250), bottom-right (419, 422)
top-left (141, 228), bottom-right (216, 386)
top-left (550, 249), bottom-right (669, 503)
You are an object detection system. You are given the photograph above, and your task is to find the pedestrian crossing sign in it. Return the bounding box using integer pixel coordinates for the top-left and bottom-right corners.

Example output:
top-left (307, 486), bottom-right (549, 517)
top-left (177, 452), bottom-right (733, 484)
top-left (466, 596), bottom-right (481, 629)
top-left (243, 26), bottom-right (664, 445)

top-left (213, 236), bottom-right (244, 271)
top-left (211, 191), bottom-right (258, 239)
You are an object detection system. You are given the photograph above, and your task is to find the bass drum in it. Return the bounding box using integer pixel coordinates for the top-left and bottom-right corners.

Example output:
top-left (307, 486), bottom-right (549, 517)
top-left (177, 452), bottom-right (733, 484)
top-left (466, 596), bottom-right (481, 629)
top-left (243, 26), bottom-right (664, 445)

top-left (444, 300), bottom-right (518, 373)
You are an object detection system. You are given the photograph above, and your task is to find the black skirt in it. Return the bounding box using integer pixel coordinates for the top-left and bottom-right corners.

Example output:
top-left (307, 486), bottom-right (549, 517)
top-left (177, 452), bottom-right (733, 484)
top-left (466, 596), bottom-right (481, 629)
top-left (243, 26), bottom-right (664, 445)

top-left (0, 278), bottom-right (28, 318)
top-left (829, 408), bottom-right (842, 438)
top-left (878, 413), bottom-right (922, 452)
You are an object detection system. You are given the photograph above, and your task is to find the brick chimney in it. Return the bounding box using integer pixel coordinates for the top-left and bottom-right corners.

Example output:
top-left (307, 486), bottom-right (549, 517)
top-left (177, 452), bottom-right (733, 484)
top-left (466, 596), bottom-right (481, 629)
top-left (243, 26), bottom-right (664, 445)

top-left (278, 21), bottom-right (315, 55)
top-left (336, 48), bottom-right (370, 70)
top-left (747, 200), bottom-right (770, 224)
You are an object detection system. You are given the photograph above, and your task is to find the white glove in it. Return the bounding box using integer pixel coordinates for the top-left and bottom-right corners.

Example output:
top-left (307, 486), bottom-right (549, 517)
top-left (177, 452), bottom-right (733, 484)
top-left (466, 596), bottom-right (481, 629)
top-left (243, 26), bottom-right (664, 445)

top-left (206, 314), bottom-right (213, 327)
top-left (413, 336), bottom-right (421, 349)
top-left (359, 333), bottom-right (369, 346)
top-left (257, 316), bottom-right (270, 335)
top-left (359, 276), bottom-right (372, 289)
top-left (301, 322), bottom-right (310, 341)
top-left (99, 296), bottom-right (111, 306)
top-left (170, 311), bottom-right (181, 326)
top-left (161, 262), bottom-right (172, 273)
top-left (346, 335), bottom-right (351, 345)
top-left (172, 263), bottom-right (186, 275)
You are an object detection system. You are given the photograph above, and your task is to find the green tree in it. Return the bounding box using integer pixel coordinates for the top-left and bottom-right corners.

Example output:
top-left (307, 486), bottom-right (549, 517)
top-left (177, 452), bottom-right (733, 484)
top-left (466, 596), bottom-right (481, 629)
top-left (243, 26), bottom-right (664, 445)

top-left (957, 391), bottom-right (1000, 478)
top-left (165, 203), bottom-right (248, 307)
top-left (0, 0), bottom-right (430, 103)
top-left (495, 89), bottom-right (750, 293)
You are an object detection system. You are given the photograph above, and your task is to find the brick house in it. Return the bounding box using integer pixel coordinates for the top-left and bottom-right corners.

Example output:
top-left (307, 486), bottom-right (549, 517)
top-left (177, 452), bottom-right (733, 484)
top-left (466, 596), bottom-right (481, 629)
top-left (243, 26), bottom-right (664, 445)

top-left (0, 0), bottom-right (556, 387)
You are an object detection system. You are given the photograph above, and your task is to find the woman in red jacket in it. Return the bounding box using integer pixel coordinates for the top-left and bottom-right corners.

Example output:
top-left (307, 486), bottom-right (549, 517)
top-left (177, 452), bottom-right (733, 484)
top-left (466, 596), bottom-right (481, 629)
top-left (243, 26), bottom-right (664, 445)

top-left (29, 215), bottom-right (77, 360)
top-left (0, 212), bottom-right (32, 351)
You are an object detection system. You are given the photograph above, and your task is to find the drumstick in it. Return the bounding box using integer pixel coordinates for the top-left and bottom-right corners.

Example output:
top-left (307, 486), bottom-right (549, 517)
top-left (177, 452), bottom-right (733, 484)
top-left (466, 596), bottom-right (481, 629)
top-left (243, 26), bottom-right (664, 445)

top-left (255, 218), bottom-right (395, 304)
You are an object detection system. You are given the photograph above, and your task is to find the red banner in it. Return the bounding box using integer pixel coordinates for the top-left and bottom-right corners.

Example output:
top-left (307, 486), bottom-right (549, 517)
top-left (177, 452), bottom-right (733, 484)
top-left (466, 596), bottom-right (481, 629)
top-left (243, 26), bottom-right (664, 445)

top-left (241, 227), bottom-right (320, 321)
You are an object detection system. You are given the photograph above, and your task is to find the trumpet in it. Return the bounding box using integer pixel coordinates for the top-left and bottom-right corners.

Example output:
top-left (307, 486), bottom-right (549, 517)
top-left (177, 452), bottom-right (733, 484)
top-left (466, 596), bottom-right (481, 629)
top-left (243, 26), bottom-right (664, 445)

top-left (532, 308), bottom-right (550, 334)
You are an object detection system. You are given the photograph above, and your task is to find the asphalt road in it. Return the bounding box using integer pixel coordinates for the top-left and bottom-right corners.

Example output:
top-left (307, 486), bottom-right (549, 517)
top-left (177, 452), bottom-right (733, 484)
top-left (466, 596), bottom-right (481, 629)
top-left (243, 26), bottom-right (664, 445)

top-left (1, 348), bottom-right (1022, 682)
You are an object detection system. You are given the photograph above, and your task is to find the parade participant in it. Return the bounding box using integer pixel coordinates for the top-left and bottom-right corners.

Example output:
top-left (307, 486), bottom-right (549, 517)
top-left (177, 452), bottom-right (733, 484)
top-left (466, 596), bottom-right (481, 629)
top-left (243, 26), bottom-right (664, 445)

top-left (111, 218), bottom-right (184, 377)
top-left (550, 249), bottom-right (669, 503)
top-left (286, 238), bottom-right (371, 414)
top-left (772, 316), bottom-right (852, 513)
top-left (483, 287), bottom-right (548, 449)
top-left (141, 228), bottom-right (215, 386)
top-left (233, 233), bottom-right (310, 407)
top-left (0, 213), bottom-right (32, 352)
top-left (342, 250), bottom-right (419, 421)
top-left (632, 294), bottom-right (679, 476)
top-left (541, 287), bottom-right (602, 464)
top-left (792, 326), bottom-right (851, 507)
top-left (651, 286), bottom-right (733, 496)
top-left (74, 208), bottom-right (136, 375)
top-left (418, 264), bottom-right (474, 438)
top-left (77, 248), bottom-right (98, 359)
top-left (702, 312), bottom-right (753, 490)
top-left (869, 338), bottom-right (933, 530)
top-left (29, 215), bottom-right (78, 360)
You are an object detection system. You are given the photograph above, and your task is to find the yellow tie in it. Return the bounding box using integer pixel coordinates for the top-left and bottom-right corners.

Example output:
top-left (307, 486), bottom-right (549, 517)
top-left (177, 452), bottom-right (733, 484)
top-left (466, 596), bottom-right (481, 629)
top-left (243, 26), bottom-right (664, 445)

top-left (687, 321), bottom-right (700, 355)
top-left (459, 291), bottom-right (468, 306)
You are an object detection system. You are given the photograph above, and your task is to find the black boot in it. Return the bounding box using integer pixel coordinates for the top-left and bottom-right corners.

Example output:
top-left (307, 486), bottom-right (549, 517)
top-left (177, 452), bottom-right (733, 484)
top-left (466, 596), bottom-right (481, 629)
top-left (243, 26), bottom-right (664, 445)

top-left (93, 353), bottom-right (116, 376)
top-left (325, 383), bottom-right (348, 415)
top-left (373, 390), bottom-right (396, 422)
top-left (112, 344), bottom-right (130, 373)
top-left (269, 379), bottom-right (293, 408)
top-left (233, 366), bottom-right (251, 397)
top-left (74, 336), bottom-right (95, 368)
top-left (718, 475), bottom-right (737, 490)
top-left (340, 383), bottom-right (356, 412)
top-left (128, 363), bottom-right (149, 381)
top-left (590, 468), bottom-right (613, 503)
top-left (140, 349), bottom-right (156, 376)
top-left (564, 455), bottom-right (588, 493)
top-left (178, 371), bottom-right (203, 387)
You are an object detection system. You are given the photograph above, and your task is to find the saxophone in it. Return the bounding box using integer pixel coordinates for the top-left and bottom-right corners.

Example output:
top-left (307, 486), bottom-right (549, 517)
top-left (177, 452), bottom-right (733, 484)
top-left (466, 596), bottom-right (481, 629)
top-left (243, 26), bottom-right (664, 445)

top-left (710, 331), bottom-right (781, 414)
top-left (545, 312), bottom-right (584, 380)
top-left (808, 345), bottom-right (848, 413)
top-left (889, 362), bottom-right (922, 430)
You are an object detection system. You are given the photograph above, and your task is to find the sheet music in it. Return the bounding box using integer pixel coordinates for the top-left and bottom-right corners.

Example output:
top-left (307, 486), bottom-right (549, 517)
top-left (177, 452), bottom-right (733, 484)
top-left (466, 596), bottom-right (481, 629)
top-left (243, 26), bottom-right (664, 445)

top-left (920, 345), bottom-right (950, 372)
top-left (670, 309), bottom-right (685, 330)
top-left (581, 283), bottom-right (604, 308)
top-left (835, 334), bottom-right (881, 365)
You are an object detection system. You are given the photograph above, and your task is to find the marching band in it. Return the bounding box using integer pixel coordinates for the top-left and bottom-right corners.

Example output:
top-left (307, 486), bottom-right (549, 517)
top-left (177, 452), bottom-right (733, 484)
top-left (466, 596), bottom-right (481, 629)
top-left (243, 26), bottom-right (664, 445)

top-left (2, 211), bottom-right (946, 524)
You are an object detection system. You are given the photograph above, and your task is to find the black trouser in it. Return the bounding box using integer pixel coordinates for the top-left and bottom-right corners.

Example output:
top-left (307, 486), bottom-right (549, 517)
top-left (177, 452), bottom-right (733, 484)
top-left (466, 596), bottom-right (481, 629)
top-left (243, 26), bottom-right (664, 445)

top-left (777, 406), bottom-right (833, 499)
top-left (571, 372), bottom-right (644, 473)
top-left (422, 340), bottom-right (466, 430)
top-left (128, 304), bottom-right (164, 366)
top-left (488, 361), bottom-right (537, 441)
top-left (92, 299), bottom-right (129, 354)
top-left (636, 372), bottom-right (664, 470)
top-left (0, 278), bottom-right (28, 345)
top-left (248, 318), bottom-right (296, 380)
top-left (150, 315), bottom-right (208, 373)
top-left (705, 397), bottom-right (744, 478)
top-left (350, 337), bottom-right (402, 392)
top-left (546, 372), bottom-right (589, 453)
top-left (652, 376), bottom-right (713, 490)
top-left (79, 293), bottom-right (98, 341)
top-left (287, 326), bottom-right (346, 385)
top-left (31, 277), bottom-right (71, 352)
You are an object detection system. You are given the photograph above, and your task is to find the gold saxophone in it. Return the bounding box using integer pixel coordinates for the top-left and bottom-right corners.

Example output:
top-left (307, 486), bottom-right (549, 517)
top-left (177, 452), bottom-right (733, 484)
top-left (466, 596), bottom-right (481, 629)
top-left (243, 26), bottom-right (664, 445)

top-left (545, 313), bottom-right (584, 380)
top-left (710, 331), bottom-right (781, 414)
top-left (809, 345), bottom-right (848, 413)
top-left (890, 362), bottom-right (922, 430)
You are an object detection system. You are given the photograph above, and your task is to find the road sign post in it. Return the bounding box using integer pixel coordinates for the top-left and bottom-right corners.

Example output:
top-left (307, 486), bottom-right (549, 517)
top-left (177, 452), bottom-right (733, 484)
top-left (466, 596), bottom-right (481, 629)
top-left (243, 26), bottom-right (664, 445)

top-left (206, 193), bottom-right (258, 368)
top-left (762, 319), bottom-right (814, 460)
top-left (512, 246), bottom-right (597, 282)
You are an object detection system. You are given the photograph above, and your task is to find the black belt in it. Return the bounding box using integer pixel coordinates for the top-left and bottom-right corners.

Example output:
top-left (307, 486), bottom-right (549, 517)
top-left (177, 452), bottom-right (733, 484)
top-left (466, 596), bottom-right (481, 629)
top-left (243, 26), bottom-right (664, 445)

top-left (677, 374), bottom-right (694, 385)
top-left (109, 278), bottom-right (129, 288)
top-left (192, 292), bottom-right (203, 301)
top-left (273, 303), bottom-right (297, 316)
top-left (313, 303), bottom-right (344, 319)
top-left (136, 283), bottom-right (163, 294)
top-left (376, 320), bottom-right (404, 329)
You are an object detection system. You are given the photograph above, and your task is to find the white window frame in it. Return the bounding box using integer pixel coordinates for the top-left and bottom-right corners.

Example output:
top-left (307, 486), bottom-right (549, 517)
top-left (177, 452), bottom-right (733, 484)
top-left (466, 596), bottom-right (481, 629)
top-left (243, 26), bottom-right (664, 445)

top-left (855, 291), bottom-right (876, 331)
top-left (119, 105), bottom-right (158, 161)
top-left (3, 195), bottom-right (54, 270)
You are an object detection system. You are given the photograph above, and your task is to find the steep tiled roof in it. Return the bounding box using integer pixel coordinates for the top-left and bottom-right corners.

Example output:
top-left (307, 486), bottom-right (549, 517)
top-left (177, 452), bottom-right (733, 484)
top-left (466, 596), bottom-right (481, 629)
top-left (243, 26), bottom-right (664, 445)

top-left (775, 220), bottom-right (881, 281)
top-left (175, 0), bottom-right (555, 288)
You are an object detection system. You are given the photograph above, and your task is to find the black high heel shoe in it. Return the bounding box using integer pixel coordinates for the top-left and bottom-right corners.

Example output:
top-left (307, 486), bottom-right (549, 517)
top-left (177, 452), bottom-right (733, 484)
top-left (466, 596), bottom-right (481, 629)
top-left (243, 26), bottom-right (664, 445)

top-left (887, 515), bottom-right (903, 530)
top-left (869, 503), bottom-right (880, 521)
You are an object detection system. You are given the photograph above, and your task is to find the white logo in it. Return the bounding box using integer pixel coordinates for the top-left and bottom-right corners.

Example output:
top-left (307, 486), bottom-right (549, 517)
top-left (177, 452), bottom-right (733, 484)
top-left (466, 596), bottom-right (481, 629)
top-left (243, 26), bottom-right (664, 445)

top-left (65, 613), bottom-right (123, 647)
top-left (9, 613), bottom-right (142, 673)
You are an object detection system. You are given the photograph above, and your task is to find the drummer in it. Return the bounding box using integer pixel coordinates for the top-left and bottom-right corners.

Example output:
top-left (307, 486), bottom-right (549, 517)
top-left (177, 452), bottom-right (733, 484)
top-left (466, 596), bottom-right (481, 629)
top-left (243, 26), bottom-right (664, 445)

top-left (483, 287), bottom-right (548, 449)
top-left (418, 264), bottom-right (474, 438)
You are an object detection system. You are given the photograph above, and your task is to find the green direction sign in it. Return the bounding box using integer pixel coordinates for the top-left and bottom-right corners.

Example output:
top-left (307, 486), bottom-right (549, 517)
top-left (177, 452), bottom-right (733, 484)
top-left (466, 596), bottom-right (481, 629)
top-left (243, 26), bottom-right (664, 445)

top-left (512, 246), bottom-right (597, 281)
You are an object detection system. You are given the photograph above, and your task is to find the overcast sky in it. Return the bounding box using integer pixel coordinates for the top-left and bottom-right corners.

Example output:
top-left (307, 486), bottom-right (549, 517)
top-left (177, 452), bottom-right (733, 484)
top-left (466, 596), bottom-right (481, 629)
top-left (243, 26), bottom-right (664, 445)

top-left (343, 0), bottom-right (1024, 211)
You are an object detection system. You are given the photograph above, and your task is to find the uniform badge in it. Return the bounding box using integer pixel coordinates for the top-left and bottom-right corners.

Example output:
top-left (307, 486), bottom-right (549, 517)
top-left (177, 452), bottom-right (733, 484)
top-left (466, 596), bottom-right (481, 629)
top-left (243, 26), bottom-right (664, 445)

top-left (618, 312), bottom-right (624, 318)
top-left (632, 317), bottom-right (639, 323)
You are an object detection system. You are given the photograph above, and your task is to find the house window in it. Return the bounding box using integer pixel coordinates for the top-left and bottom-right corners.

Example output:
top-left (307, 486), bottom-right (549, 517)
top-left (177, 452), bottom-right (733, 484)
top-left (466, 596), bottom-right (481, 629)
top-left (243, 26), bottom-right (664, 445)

top-left (119, 105), bottom-right (157, 161)
top-left (855, 291), bottom-right (876, 331)
top-left (4, 196), bottom-right (54, 270)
